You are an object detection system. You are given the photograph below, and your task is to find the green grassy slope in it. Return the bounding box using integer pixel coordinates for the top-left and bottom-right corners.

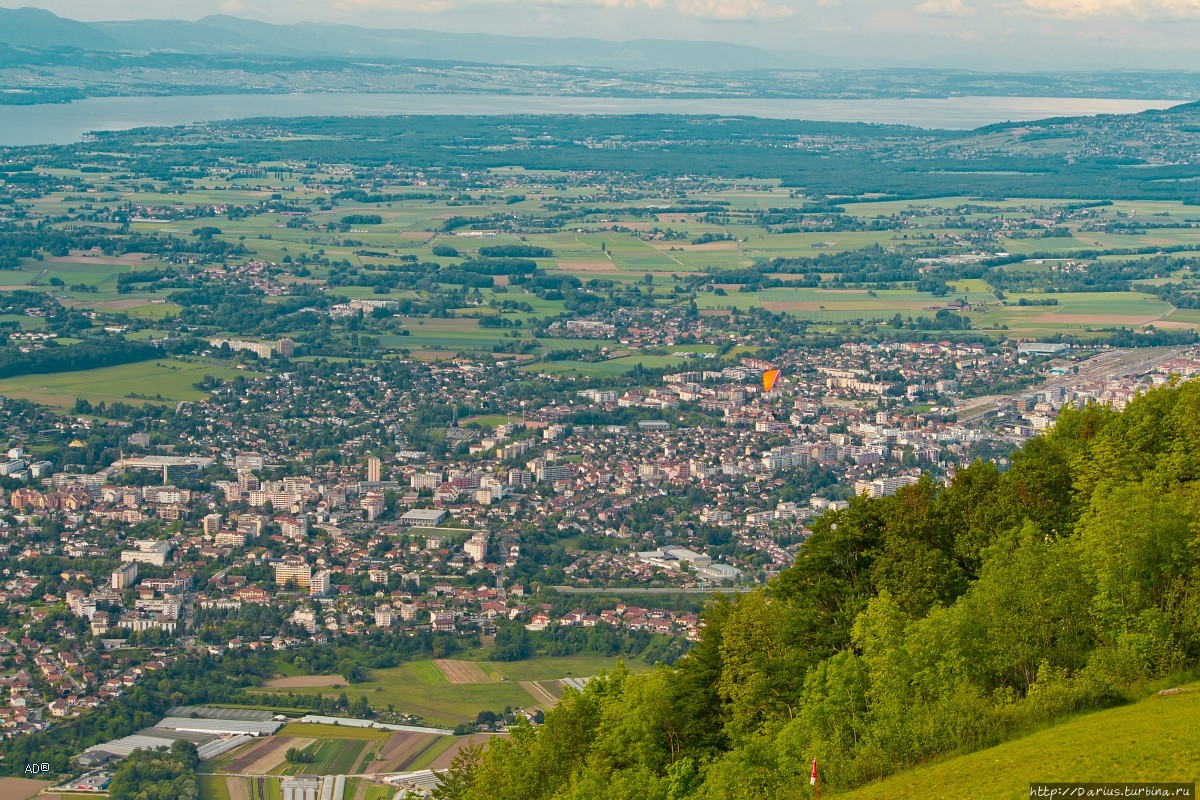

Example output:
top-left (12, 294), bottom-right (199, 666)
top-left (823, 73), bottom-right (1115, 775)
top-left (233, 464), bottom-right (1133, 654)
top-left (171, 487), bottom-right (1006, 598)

top-left (836, 687), bottom-right (1200, 799)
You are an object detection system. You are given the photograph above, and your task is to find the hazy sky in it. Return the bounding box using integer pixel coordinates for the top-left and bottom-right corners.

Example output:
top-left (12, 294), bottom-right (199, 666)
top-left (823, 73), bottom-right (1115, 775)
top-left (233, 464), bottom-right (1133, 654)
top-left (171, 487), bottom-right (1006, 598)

top-left (13, 0), bottom-right (1200, 68)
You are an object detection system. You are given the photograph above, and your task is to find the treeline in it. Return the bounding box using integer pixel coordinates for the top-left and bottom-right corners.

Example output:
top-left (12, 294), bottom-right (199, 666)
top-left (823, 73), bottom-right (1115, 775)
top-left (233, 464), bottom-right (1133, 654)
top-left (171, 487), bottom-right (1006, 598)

top-left (763, 246), bottom-right (922, 285)
top-left (0, 338), bottom-right (162, 380)
top-left (332, 189), bottom-right (441, 203)
top-left (322, 258), bottom-right (541, 293)
top-left (489, 621), bottom-right (655, 662)
top-left (108, 741), bottom-right (199, 800)
top-left (438, 380), bottom-right (1200, 799)
top-left (1136, 281), bottom-right (1200, 309)
top-left (986, 255), bottom-right (1188, 293)
top-left (0, 227), bottom-right (246, 270)
top-left (478, 244), bottom-right (554, 258)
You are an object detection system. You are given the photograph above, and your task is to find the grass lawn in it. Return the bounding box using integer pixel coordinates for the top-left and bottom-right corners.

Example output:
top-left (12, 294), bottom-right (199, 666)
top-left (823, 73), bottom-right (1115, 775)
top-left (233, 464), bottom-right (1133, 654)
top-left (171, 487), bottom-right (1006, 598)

top-left (838, 685), bottom-right (1200, 799)
top-left (0, 358), bottom-right (261, 409)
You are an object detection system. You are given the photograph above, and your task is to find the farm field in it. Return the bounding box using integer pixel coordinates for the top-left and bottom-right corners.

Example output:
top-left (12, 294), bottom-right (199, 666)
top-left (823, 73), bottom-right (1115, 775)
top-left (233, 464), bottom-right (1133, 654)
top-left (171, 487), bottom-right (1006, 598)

top-left (380, 319), bottom-right (514, 351)
top-left (198, 776), bottom-right (232, 800)
top-left (207, 736), bottom-right (312, 775)
top-left (257, 664), bottom-right (535, 727)
top-left (253, 656), bottom-right (646, 726)
top-left (427, 734), bottom-right (510, 771)
top-left (270, 737), bottom-right (369, 776)
top-left (0, 358), bottom-right (263, 409)
top-left (433, 659), bottom-right (491, 684)
top-left (210, 776), bottom-right (280, 800)
top-left (0, 777), bottom-right (54, 800)
top-left (971, 292), bottom-right (1175, 336)
top-left (202, 723), bottom-right (461, 779)
top-left (276, 723), bottom-right (394, 741)
top-left (372, 731), bottom-right (446, 772)
top-left (261, 675), bottom-right (348, 689)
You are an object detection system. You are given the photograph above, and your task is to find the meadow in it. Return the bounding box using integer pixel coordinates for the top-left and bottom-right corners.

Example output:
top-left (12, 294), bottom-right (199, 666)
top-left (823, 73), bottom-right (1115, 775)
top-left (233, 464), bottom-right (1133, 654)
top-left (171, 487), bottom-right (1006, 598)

top-left (840, 684), bottom-right (1200, 799)
top-left (253, 655), bottom-right (648, 727)
top-left (0, 358), bottom-right (262, 409)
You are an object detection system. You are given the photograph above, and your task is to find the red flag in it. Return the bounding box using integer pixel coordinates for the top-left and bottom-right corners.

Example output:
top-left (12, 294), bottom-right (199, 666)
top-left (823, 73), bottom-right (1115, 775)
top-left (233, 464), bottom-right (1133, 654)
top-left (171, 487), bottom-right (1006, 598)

top-left (811, 759), bottom-right (819, 796)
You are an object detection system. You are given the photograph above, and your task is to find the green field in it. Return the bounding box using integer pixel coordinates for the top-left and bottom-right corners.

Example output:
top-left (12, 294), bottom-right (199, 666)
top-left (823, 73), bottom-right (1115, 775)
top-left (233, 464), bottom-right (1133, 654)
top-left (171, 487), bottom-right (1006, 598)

top-left (0, 358), bottom-right (261, 409)
top-left (256, 656), bottom-right (646, 727)
top-left (261, 663), bottom-right (534, 727)
top-left (839, 686), bottom-right (1200, 799)
top-left (211, 777), bottom-right (278, 800)
top-left (359, 783), bottom-right (401, 800)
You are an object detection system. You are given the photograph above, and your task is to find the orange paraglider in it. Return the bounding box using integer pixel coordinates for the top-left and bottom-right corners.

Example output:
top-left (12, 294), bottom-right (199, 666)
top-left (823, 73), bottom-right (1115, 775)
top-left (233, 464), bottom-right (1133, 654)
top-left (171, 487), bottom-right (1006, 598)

top-left (762, 369), bottom-right (781, 393)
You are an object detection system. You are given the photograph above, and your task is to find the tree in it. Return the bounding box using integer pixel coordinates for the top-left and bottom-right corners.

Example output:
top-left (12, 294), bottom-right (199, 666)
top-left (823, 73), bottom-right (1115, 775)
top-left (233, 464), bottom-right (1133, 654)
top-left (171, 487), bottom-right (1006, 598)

top-left (433, 740), bottom-right (483, 800)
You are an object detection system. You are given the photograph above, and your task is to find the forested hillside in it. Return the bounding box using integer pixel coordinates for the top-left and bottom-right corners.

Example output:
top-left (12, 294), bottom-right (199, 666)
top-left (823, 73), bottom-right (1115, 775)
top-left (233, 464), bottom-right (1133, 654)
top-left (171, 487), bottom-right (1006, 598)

top-left (438, 380), bottom-right (1200, 799)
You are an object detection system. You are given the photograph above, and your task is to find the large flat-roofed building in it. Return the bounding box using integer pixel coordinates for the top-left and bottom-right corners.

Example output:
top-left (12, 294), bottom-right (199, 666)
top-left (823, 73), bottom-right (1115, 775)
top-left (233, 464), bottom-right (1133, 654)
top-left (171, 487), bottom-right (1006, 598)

top-left (120, 540), bottom-right (170, 567)
top-left (116, 456), bottom-right (214, 483)
top-left (234, 452), bottom-right (265, 471)
top-left (1017, 342), bottom-right (1070, 356)
top-left (400, 508), bottom-right (447, 527)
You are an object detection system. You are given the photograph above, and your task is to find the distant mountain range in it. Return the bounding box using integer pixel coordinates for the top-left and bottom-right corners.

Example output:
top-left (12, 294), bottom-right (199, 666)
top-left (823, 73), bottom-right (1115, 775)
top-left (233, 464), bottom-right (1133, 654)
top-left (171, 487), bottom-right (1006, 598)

top-left (0, 6), bottom-right (826, 72)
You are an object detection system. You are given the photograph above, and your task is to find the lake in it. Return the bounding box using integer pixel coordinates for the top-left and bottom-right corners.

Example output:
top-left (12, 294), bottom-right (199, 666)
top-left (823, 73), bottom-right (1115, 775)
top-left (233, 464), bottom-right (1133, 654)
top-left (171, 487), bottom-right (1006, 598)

top-left (0, 93), bottom-right (1183, 147)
